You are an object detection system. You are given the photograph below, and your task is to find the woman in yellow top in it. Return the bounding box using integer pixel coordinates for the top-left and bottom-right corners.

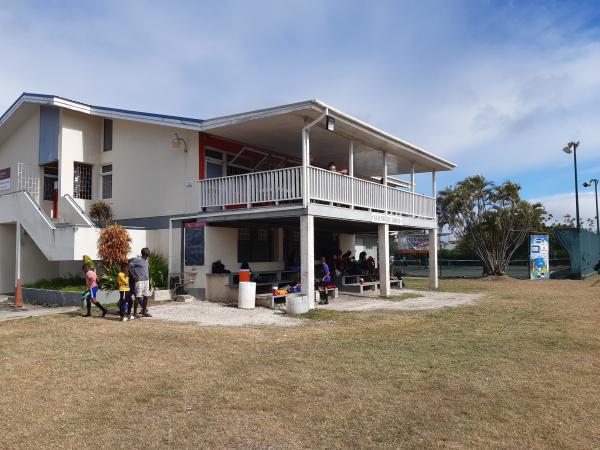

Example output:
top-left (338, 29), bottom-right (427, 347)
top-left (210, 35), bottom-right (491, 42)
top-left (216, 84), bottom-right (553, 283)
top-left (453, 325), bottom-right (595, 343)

top-left (118, 262), bottom-right (133, 322)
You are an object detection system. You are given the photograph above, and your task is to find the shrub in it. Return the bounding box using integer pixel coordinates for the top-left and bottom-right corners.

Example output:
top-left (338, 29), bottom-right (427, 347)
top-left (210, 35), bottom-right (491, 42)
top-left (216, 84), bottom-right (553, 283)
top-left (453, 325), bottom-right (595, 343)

top-left (148, 251), bottom-right (168, 289)
top-left (89, 201), bottom-right (114, 228)
top-left (98, 225), bottom-right (131, 268)
top-left (98, 264), bottom-right (120, 291)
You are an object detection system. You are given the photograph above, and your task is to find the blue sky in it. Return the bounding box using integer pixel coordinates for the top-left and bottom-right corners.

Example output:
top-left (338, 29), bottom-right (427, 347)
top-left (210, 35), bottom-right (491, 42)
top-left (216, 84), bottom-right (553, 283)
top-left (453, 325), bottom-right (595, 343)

top-left (1, 0), bottom-right (600, 222)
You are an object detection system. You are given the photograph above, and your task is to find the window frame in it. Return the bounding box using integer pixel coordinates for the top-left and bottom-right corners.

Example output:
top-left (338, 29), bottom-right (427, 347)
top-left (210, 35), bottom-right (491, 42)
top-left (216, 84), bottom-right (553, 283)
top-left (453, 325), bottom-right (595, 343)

top-left (100, 163), bottom-right (113, 200)
top-left (103, 119), bottom-right (113, 152)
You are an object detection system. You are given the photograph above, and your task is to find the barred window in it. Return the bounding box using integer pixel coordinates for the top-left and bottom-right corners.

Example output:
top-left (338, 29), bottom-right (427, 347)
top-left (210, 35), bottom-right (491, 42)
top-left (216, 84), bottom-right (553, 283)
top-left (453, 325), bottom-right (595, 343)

top-left (73, 162), bottom-right (92, 200)
top-left (101, 164), bottom-right (113, 199)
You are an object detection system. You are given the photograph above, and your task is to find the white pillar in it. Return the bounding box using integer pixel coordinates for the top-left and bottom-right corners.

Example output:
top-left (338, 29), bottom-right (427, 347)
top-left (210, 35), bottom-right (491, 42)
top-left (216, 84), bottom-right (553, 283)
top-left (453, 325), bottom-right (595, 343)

top-left (429, 228), bottom-right (439, 290)
top-left (378, 223), bottom-right (390, 297)
top-left (15, 221), bottom-right (21, 282)
top-left (300, 215), bottom-right (314, 297)
top-left (167, 219), bottom-right (173, 290)
top-left (410, 162), bottom-right (416, 217)
top-left (383, 151), bottom-right (388, 213)
top-left (301, 125), bottom-right (310, 207)
top-left (431, 170), bottom-right (436, 196)
top-left (348, 140), bottom-right (354, 177)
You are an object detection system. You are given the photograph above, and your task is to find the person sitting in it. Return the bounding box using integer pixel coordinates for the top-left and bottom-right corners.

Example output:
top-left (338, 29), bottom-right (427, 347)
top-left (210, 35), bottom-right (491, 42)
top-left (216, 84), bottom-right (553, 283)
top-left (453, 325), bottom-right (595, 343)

top-left (327, 161), bottom-right (348, 175)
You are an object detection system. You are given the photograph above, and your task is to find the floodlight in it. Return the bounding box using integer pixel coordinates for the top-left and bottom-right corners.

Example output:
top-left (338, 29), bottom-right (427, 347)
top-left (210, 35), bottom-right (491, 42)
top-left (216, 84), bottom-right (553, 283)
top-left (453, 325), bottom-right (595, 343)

top-left (171, 133), bottom-right (188, 152)
top-left (326, 115), bottom-right (335, 132)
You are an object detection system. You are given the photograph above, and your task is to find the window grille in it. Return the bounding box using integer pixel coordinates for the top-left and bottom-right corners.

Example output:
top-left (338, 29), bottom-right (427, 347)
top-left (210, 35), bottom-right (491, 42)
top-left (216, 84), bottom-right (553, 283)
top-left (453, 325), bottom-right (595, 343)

top-left (73, 162), bottom-right (92, 200)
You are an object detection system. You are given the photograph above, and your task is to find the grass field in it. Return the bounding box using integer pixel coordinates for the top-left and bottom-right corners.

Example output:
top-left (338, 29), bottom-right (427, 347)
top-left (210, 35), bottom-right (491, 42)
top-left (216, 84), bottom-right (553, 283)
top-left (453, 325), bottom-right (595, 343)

top-left (1, 276), bottom-right (599, 448)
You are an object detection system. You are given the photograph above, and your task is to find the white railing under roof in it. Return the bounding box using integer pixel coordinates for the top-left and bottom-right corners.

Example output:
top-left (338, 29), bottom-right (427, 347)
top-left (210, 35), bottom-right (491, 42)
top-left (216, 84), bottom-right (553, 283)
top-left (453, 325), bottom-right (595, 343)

top-left (197, 165), bottom-right (436, 219)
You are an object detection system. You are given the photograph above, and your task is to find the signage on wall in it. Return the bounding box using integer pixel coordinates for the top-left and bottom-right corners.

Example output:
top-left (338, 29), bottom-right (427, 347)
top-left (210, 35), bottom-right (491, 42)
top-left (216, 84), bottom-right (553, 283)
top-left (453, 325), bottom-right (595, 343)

top-left (372, 214), bottom-right (403, 225)
top-left (530, 234), bottom-right (550, 280)
top-left (0, 167), bottom-right (11, 191)
top-left (184, 221), bottom-right (205, 266)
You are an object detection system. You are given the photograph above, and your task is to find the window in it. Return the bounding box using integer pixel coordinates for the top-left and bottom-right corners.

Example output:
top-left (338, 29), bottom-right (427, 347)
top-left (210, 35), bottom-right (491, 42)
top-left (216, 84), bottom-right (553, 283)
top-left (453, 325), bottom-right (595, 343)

top-left (42, 167), bottom-right (58, 201)
top-left (73, 162), bottom-right (92, 200)
top-left (101, 164), bottom-right (113, 199)
top-left (103, 119), bottom-right (113, 152)
top-left (238, 227), bottom-right (274, 262)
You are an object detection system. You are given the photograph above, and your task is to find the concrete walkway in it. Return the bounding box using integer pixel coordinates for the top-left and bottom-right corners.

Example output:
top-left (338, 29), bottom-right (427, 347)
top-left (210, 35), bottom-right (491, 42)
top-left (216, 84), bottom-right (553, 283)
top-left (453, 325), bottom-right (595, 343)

top-left (0, 300), bottom-right (79, 322)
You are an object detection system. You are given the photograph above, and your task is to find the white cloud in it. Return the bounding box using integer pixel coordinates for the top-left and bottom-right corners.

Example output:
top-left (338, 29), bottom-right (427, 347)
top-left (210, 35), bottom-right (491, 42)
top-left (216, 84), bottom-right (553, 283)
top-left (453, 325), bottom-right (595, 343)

top-left (531, 191), bottom-right (599, 227)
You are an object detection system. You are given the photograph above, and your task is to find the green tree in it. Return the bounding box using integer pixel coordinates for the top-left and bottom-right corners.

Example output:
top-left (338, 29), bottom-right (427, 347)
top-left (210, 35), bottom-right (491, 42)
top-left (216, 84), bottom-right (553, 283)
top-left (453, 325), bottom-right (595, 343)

top-left (437, 175), bottom-right (545, 276)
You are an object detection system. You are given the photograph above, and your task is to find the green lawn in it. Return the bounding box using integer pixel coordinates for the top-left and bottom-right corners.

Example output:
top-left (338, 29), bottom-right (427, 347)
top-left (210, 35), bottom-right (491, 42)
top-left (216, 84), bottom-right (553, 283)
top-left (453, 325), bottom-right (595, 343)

top-left (1, 276), bottom-right (599, 448)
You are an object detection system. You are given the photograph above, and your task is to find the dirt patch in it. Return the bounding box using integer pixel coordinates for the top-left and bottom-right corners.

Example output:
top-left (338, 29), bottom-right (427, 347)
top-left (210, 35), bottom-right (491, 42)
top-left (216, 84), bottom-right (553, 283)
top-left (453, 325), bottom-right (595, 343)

top-left (322, 288), bottom-right (482, 312)
top-left (148, 301), bottom-right (304, 327)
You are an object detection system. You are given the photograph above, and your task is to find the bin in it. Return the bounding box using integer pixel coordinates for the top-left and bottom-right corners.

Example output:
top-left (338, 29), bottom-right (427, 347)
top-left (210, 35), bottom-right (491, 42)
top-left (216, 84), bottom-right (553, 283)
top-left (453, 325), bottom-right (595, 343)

top-left (238, 281), bottom-right (256, 309)
top-left (287, 295), bottom-right (309, 314)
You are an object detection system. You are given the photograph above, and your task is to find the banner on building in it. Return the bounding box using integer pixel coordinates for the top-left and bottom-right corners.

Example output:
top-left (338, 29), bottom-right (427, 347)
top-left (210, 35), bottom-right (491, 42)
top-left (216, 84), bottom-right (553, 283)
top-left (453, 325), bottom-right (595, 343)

top-left (530, 234), bottom-right (550, 280)
top-left (0, 167), bottom-right (10, 191)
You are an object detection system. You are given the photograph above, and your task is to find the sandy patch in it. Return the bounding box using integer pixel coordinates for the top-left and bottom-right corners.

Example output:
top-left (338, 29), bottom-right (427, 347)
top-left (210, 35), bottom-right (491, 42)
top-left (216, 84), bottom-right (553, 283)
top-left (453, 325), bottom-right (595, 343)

top-left (322, 288), bottom-right (483, 312)
top-left (148, 301), bottom-right (304, 327)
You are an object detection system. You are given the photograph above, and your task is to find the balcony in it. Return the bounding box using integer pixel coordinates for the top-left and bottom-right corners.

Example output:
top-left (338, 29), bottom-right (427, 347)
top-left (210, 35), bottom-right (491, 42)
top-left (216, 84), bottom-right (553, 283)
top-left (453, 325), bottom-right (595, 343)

top-left (197, 166), bottom-right (436, 223)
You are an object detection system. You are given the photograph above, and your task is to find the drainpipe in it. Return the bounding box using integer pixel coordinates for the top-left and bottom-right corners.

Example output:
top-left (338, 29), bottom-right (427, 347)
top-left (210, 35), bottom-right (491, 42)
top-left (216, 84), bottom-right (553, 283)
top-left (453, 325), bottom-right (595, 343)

top-left (301, 108), bottom-right (328, 207)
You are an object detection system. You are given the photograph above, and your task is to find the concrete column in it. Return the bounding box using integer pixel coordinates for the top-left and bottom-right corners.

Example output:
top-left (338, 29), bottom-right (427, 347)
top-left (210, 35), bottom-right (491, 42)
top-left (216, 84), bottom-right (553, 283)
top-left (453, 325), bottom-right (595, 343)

top-left (378, 223), bottom-right (390, 297)
top-left (15, 221), bottom-right (21, 282)
top-left (300, 215), bottom-right (314, 297)
top-left (429, 228), bottom-right (439, 289)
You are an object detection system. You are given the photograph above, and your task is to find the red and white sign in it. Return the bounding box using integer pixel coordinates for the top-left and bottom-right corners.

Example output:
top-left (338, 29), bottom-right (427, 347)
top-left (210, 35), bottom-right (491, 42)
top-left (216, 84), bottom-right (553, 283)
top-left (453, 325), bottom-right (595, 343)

top-left (0, 167), bottom-right (10, 191)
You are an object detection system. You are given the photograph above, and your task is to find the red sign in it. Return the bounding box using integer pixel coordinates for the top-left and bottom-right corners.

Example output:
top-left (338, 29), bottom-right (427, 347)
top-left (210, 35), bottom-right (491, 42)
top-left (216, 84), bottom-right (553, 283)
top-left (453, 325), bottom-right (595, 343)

top-left (184, 221), bottom-right (204, 229)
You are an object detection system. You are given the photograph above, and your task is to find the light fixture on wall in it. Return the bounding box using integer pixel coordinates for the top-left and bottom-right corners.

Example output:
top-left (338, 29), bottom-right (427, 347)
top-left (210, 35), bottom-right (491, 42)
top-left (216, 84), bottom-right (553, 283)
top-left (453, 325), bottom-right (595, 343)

top-left (326, 115), bottom-right (335, 132)
top-left (171, 133), bottom-right (188, 152)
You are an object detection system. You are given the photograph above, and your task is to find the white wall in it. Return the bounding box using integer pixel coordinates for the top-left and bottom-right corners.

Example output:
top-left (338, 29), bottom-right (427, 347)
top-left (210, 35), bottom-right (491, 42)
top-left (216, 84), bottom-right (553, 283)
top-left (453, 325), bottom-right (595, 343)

top-left (0, 224), bottom-right (16, 293)
top-left (339, 234), bottom-right (356, 256)
top-left (108, 119), bottom-right (199, 219)
top-left (20, 230), bottom-right (60, 283)
top-left (58, 109), bottom-right (102, 212)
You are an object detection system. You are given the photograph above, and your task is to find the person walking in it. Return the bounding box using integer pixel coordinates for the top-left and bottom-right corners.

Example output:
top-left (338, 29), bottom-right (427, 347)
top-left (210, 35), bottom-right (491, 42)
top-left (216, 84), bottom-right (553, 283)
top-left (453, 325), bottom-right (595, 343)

top-left (130, 248), bottom-right (152, 318)
top-left (117, 262), bottom-right (133, 322)
top-left (82, 263), bottom-right (107, 318)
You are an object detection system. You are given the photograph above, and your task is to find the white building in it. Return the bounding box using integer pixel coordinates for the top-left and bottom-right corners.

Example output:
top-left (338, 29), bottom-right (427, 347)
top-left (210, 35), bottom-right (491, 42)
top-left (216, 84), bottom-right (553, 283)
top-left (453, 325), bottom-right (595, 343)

top-left (0, 93), bottom-right (455, 298)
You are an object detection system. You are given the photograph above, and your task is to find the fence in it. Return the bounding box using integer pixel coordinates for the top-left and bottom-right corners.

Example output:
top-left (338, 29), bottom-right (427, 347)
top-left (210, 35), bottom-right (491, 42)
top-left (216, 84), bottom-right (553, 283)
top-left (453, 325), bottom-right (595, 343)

top-left (398, 258), bottom-right (571, 280)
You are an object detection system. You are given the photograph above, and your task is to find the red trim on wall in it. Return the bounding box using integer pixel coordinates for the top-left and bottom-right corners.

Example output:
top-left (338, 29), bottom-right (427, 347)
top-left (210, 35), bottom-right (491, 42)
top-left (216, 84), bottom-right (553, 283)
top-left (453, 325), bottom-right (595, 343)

top-left (198, 132), bottom-right (247, 180)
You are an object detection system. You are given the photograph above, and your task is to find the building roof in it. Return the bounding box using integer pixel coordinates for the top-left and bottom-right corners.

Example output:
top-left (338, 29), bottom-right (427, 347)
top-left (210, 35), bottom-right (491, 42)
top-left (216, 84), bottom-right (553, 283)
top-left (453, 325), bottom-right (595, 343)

top-left (0, 92), bottom-right (456, 173)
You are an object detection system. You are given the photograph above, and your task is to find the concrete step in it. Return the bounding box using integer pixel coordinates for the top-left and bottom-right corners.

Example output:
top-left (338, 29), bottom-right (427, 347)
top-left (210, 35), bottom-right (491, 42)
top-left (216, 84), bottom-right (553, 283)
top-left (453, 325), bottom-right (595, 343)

top-left (176, 295), bottom-right (196, 303)
top-left (0, 296), bottom-right (13, 303)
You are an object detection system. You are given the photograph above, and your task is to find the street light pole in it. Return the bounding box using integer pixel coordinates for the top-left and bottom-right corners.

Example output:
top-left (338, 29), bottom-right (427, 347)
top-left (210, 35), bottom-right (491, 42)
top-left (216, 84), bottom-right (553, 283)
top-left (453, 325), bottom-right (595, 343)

top-left (562, 141), bottom-right (581, 232)
top-left (583, 178), bottom-right (599, 235)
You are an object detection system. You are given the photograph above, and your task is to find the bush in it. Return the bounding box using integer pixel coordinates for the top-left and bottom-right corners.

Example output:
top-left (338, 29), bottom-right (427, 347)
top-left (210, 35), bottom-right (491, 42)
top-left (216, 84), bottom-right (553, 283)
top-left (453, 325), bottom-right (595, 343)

top-left (148, 252), bottom-right (168, 289)
top-left (98, 264), bottom-right (120, 291)
top-left (89, 201), bottom-right (114, 228)
top-left (98, 225), bottom-right (131, 268)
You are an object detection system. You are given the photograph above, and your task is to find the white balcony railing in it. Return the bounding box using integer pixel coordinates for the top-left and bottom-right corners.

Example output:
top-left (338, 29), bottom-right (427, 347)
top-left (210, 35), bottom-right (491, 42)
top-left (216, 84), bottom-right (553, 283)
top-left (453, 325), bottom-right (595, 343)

top-left (198, 165), bottom-right (436, 219)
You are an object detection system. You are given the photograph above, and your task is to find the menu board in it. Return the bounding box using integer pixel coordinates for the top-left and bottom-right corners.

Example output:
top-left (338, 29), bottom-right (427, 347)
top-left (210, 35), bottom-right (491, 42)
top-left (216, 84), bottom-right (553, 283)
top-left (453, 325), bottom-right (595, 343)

top-left (184, 222), bottom-right (205, 266)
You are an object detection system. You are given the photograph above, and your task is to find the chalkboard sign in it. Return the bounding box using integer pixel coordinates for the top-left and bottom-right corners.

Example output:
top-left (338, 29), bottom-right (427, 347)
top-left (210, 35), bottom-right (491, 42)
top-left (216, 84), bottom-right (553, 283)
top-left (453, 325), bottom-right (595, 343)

top-left (184, 222), bottom-right (205, 266)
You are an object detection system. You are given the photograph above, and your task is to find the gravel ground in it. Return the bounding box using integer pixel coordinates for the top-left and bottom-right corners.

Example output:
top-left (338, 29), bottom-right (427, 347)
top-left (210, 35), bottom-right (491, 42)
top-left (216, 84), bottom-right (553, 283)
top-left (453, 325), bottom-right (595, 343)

top-left (149, 301), bottom-right (304, 327)
top-left (148, 288), bottom-right (482, 327)
top-left (322, 288), bottom-right (483, 312)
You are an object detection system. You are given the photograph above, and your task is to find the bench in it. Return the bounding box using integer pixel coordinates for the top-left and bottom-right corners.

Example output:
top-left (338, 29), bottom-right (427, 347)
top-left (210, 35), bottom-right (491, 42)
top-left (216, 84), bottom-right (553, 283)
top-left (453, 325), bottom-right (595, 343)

top-left (256, 292), bottom-right (302, 309)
